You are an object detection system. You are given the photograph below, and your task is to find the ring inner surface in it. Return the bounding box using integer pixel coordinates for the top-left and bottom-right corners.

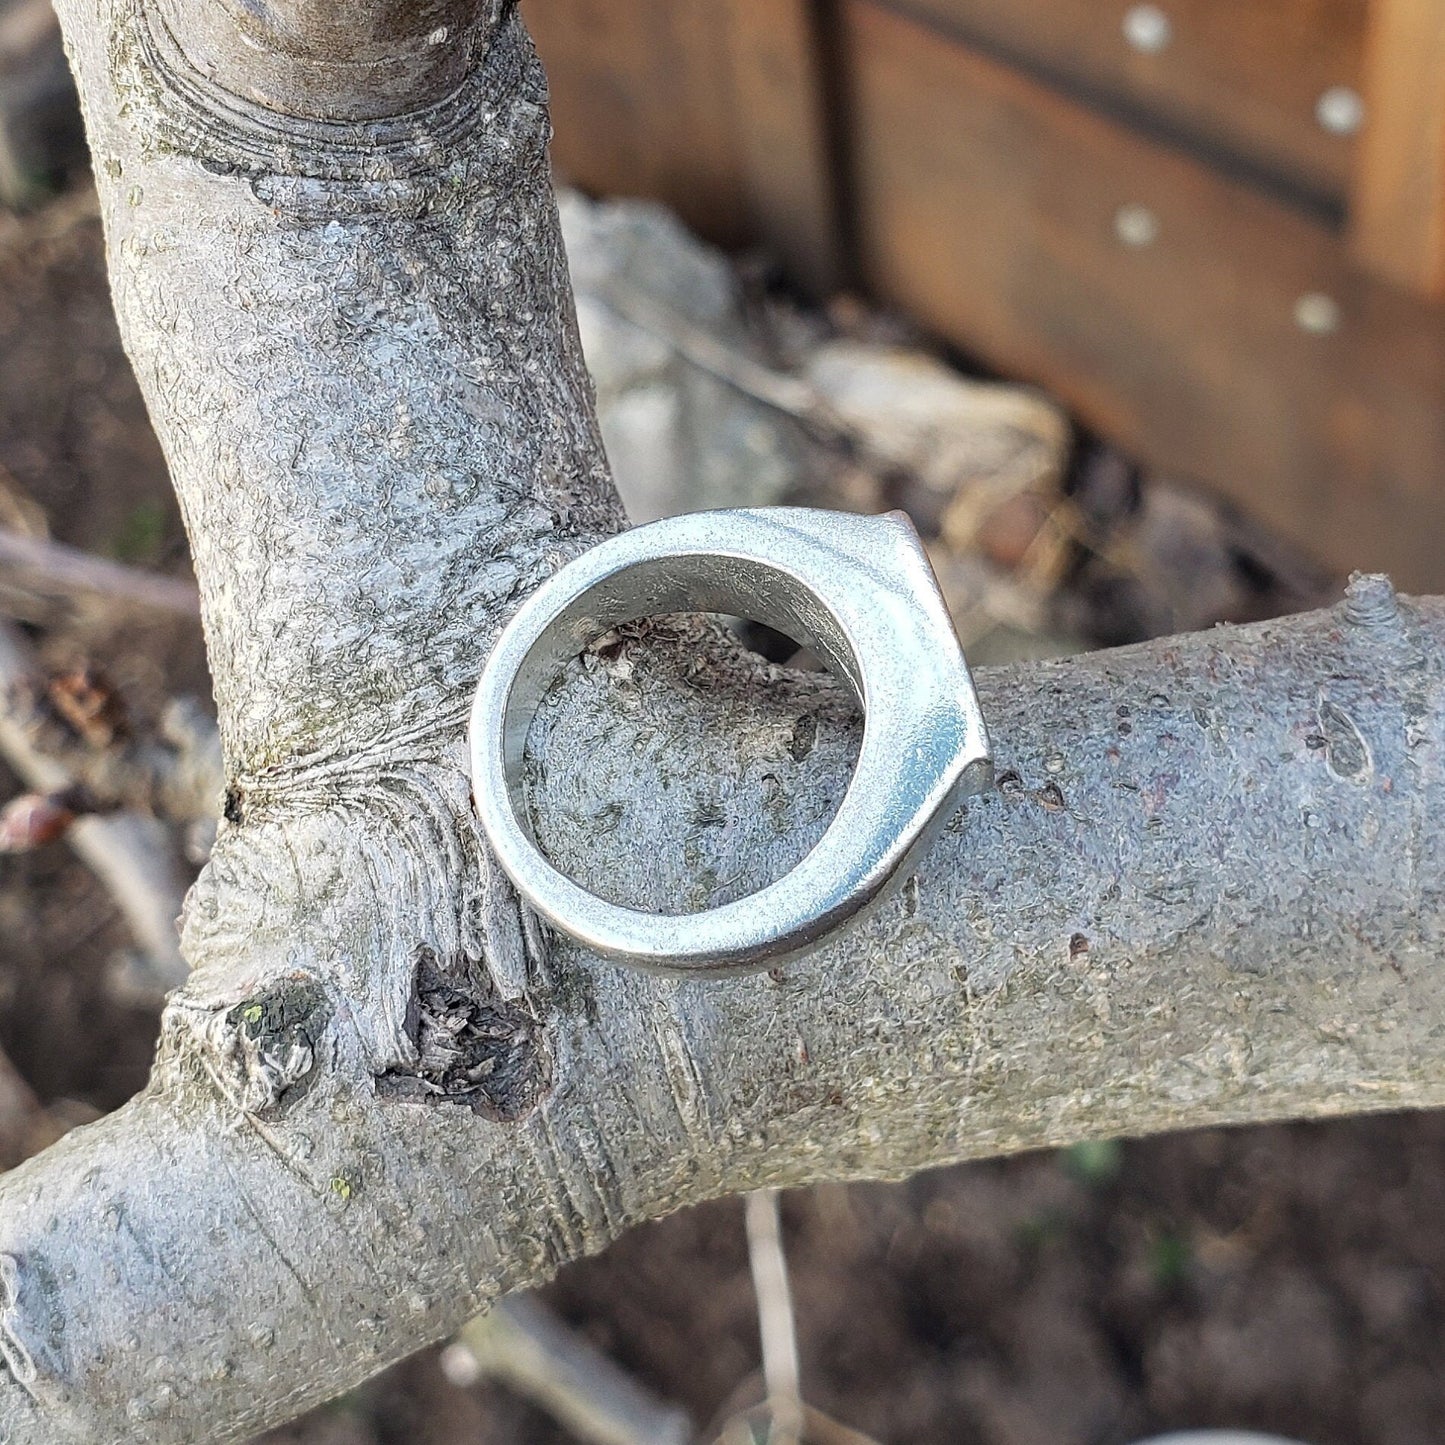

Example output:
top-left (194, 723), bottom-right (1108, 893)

top-left (503, 553), bottom-right (864, 849)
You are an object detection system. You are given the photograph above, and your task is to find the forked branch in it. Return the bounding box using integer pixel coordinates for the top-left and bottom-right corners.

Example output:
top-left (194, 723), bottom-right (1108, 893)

top-left (0, 2), bottom-right (1439, 1441)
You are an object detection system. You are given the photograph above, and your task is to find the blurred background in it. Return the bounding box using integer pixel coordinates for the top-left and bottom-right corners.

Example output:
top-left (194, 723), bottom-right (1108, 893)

top-left (531, 0), bottom-right (1445, 598)
top-left (2, 1), bottom-right (1445, 1443)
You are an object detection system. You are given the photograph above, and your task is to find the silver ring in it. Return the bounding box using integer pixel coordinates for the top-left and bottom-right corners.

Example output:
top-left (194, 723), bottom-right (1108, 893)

top-left (469, 508), bottom-right (992, 976)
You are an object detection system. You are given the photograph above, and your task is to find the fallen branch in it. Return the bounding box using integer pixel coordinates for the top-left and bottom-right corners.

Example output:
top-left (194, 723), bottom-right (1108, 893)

top-left (598, 281), bottom-right (1067, 525)
top-left (598, 279), bottom-right (849, 444)
top-left (0, 678), bottom-right (220, 827)
top-left (0, 513), bottom-right (217, 824)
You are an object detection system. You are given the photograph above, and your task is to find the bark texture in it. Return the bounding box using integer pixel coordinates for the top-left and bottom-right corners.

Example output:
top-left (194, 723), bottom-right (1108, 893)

top-left (0, 2), bottom-right (1441, 1441)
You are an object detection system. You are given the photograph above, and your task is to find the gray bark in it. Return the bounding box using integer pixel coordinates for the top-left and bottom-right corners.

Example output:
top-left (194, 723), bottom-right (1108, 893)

top-left (0, 2), bottom-right (1440, 1441)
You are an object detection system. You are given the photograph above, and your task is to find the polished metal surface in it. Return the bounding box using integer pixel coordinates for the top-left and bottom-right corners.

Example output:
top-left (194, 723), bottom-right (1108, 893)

top-left (469, 507), bottom-right (993, 976)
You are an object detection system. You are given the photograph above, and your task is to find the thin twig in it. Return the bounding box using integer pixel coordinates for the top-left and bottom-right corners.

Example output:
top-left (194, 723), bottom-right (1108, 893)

top-left (0, 521), bottom-right (222, 825)
top-left (719, 1403), bottom-right (884, 1445)
top-left (598, 284), bottom-right (1071, 613)
top-left (444, 1295), bottom-right (693, 1445)
top-left (600, 280), bottom-right (853, 448)
top-left (0, 528), bottom-right (200, 618)
top-left (746, 1188), bottom-right (805, 1445)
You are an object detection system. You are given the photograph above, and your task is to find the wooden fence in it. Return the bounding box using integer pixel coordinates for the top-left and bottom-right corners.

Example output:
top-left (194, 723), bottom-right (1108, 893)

top-left (528, 0), bottom-right (1445, 590)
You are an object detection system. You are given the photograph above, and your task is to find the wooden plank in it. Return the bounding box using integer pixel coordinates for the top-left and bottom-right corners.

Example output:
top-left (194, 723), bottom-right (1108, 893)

top-left (721, 0), bottom-right (845, 292)
top-left (840, 0), bottom-right (1445, 589)
top-left (1350, 0), bottom-right (1445, 298)
top-left (877, 0), bottom-right (1367, 206)
top-left (523, 0), bottom-right (749, 245)
top-left (527, 0), bottom-right (846, 289)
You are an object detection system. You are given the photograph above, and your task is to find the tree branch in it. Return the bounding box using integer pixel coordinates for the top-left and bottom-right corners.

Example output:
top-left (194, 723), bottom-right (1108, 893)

top-left (0, 528), bottom-right (201, 619)
top-left (0, 2), bottom-right (1439, 1442)
top-left (148, 0), bottom-right (494, 120)
top-left (3, 578), bottom-right (1441, 1442)
top-left (445, 1296), bottom-right (692, 1445)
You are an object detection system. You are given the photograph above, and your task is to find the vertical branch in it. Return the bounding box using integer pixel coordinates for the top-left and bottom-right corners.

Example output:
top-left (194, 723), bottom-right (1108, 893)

top-left (56, 0), bottom-right (620, 780)
top-left (746, 1189), bottom-right (805, 1445)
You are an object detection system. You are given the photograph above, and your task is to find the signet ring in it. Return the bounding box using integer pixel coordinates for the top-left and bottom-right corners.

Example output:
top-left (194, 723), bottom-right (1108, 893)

top-left (469, 507), bottom-right (993, 977)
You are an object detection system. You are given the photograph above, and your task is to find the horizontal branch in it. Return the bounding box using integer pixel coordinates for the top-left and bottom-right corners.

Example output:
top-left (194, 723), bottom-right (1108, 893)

top-left (1, 580), bottom-right (1441, 1441)
top-left (0, 529), bottom-right (200, 619)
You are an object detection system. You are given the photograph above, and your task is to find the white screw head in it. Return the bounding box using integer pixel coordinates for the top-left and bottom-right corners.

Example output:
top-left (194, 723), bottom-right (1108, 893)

top-left (1316, 85), bottom-right (1365, 136)
top-left (1123, 4), bottom-right (1173, 54)
top-left (1114, 203), bottom-right (1160, 248)
top-left (439, 1343), bottom-right (483, 1388)
top-left (1295, 292), bottom-right (1342, 335)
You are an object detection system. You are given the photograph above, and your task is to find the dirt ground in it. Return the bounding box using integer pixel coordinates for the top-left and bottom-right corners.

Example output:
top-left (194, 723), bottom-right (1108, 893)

top-left (2, 187), bottom-right (1443, 1445)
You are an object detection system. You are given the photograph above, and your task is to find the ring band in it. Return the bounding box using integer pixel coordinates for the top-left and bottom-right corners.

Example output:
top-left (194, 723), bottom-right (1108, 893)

top-left (469, 508), bottom-right (992, 976)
